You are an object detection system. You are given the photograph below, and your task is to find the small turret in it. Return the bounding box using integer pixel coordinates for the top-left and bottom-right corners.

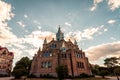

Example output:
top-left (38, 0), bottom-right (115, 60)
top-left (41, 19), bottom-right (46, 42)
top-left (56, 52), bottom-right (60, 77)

top-left (74, 39), bottom-right (77, 45)
top-left (44, 38), bottom-right (47, 44)
top-left (37, 47), bottom-right (41, 53)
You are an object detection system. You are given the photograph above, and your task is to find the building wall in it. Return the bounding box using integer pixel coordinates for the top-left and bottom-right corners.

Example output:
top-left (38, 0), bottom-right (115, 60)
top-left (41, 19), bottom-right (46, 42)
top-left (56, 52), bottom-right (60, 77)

top-left (30, 27), bottom-right (91, 77)
top-left (30, 40), bottom-right (92, 77)
top-left (0, 46), bottom-right (14, 75)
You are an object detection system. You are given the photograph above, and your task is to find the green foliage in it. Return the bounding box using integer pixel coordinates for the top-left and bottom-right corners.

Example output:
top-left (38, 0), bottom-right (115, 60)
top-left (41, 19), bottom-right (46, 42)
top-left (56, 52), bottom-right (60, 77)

top-left (28, 74), bottom-right (36, 78)
top-left (75, 73), bottom-right (94, 78)
top-left (12, 57), bottom-right (32, 78)
top-left (98, 70), bottom-right (109, 78)
top-left (91, 65), bottom-right (100, 75)
top-left (0, 74), bottom-right (9, 77)
top-left (104, 57), bottom-right (120, 80)
top-left (104, 57), bottom-right (119, 68)
top-left (55, 65), bottom-right (68, 80)
top-left (114, 67), bottom-right (120, 75)
top-left (39, 74), bottom-right (55, 78)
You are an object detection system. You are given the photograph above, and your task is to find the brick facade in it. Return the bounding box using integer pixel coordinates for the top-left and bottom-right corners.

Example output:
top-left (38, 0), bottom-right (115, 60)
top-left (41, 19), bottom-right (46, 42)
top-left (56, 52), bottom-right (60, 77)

top-left (30, 27), bottom-right (92, 77)
top-left (0, 46), bottom-right (14, 75)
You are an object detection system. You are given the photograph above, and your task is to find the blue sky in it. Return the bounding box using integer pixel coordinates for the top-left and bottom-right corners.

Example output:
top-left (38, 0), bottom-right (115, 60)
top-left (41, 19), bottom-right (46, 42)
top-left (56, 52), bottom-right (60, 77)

top-left (0, 0), bottom-right (120, 66)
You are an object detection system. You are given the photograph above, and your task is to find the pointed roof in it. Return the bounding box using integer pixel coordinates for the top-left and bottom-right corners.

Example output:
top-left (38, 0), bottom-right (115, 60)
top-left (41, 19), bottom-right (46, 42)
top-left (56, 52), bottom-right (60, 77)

top-left (61, 41), bottom-right (66, 48)
top-left (37, 47), bottom-right (41, 53)
top-left (74, 39), bottom-right (77, 45)
top-left (58, 25), bottom-right (62, 33)
top-left (44, 38), bottom-right (47, 44)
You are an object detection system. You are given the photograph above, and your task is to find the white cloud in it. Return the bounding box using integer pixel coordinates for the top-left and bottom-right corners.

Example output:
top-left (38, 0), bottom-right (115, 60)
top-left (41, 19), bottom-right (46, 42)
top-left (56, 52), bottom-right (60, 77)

top-left (33, 20), bottom-right (40, 25)
top-left (65, 25), bottom-right (105, 41)
top-left (0, 0), bottom-right (14, 22)
top-left (90, 0), bottom-right (103, 11)
top-left (110, 37), bottom-right (116, 40)
top-left (85, 41), bottom-right (120, 63)
top-left (107, 19), bottom-right (116, 24)
top-left (104, 28), bottom-right (108, 32)
top-left (90, 5), bottom-right (97, 11)
top-left (24, 14), bottom-right (28, 18)
top-left (82, 27), bottom-right (100, 39)
top-left (0, 0), bottom-right (16, 46)
top-left (24, 30), bottom-right (55, 48)
top-left (108, 0), bottom-right (120, 11)
top-left (65, 22), bottom-right (72, 27)
top-left (17, 21), bottom-right (26, 27)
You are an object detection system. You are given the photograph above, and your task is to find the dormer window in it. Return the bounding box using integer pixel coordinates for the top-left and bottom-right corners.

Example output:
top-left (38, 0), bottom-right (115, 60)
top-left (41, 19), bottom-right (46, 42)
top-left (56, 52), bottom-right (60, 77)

top-left (51, 43), bottom-right (56, 48)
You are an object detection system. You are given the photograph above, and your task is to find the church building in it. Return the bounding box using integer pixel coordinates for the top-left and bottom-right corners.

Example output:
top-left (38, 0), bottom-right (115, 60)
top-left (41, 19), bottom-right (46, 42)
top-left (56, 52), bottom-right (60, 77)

top-left (30, 26), bottom-right (91, 77)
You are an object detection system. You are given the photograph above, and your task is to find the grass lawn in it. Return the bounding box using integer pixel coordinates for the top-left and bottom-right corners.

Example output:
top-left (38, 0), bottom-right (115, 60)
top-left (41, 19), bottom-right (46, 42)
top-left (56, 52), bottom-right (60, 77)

top-left (15, 78), bottom-right (109, 80)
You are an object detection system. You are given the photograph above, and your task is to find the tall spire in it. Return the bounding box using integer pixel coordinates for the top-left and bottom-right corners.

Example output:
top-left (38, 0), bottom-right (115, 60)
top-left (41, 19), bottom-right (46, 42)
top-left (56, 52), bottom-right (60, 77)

top-left (58, 25), bottom-right (61, 33)
top-left (56, 25), bottom-right (64, 41)
top-left (44, 38), bottom-right (47, 44)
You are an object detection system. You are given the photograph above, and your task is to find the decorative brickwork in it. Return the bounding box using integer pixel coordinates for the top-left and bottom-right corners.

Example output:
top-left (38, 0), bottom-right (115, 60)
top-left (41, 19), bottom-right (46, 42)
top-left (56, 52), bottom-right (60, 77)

top-left (30, 27), bottom-right (91, 77)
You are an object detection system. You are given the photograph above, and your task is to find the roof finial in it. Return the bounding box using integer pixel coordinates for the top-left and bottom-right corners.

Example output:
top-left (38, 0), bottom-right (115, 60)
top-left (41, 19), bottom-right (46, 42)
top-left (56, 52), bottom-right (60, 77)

top-left (44, 38), bottom-right (47, 44)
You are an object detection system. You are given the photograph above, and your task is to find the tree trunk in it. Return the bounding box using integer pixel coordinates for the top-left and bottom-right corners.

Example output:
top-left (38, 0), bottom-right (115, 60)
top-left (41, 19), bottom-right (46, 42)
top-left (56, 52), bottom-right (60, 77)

top-left (102, 76), bottom-right (105, 78)
top-left (115, 73), bottom-right (120, 80)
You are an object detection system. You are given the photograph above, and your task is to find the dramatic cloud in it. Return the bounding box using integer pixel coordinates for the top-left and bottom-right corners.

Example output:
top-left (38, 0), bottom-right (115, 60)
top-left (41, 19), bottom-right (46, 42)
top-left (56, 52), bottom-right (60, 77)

top-left (107, 19), bottom-right (116, 24)
top-left (85, 41), bottom-right (120, 63)
top-left (24, 30), bottom-right (55, 48)
top-left (0, 0), bottom-right (14, 22)
top-left (108, 0), bottom-right (120, 11)
top-left (65, 25), bottom-right (105, 41)
top-left (65, 22), bottom-right (72, 27)
top-left (0, 0), bottom-right (16, 46)
top-left (90, 0), bottom-right (103, 11)
top-left (17, 21), bottom-right (26, 27)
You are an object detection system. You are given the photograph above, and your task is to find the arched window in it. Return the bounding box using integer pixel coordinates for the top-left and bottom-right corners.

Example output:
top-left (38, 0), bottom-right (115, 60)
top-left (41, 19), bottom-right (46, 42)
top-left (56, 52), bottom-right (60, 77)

top-left (42, 51), bottom-right (52, 57)
top-left (76, 52), bottom-right (83, 58)
top-left (41, 61), bottom-right (52, 68)
top-left (77, 62), bottom-right (84, 68)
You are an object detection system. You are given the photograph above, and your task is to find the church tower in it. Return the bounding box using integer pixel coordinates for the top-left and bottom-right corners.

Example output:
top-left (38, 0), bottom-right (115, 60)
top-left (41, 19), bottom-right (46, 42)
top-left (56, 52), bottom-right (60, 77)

top-left (56, 26), bottom-right (64, 41)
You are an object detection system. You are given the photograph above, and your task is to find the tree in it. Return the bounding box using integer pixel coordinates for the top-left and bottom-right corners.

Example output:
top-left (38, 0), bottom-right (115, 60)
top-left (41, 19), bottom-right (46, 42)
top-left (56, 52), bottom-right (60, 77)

top-left (98, 70), bottom-right (109, 78)
top-left (114, 67), bottom-right (120, 80)
top-left (12, 57), bottom-right (32, 78)
top-left (56, 65), bottom-right (68, 80)
top-left (104, 57), bottom-right (119, 68)
top-left (104, 57), bottom-right (120, 80)
top-left (91, 64), bottom-right (100, 75)
top-left (114, 67), bottom-right (120, 75)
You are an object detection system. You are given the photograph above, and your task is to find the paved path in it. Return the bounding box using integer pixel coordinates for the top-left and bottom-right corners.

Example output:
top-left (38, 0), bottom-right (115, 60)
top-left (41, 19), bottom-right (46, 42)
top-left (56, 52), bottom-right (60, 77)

top-left (106, 76), bottom-right (120, 80)
top-left (0, 77), bottom-right (14, 80)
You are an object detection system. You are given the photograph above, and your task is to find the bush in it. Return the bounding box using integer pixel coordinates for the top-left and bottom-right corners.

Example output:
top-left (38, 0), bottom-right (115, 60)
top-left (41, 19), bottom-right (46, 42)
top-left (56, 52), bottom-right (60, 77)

top-left (74, 73), bottom-right (94, 78)
top-left (39, 74), bottom-right (55, 78)
top-left (28, 74), bottom-right (36, 78)
top-left (0, 74), bottom-right (8, 77)
top-left (67, 75), bottom-right (73, 79)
